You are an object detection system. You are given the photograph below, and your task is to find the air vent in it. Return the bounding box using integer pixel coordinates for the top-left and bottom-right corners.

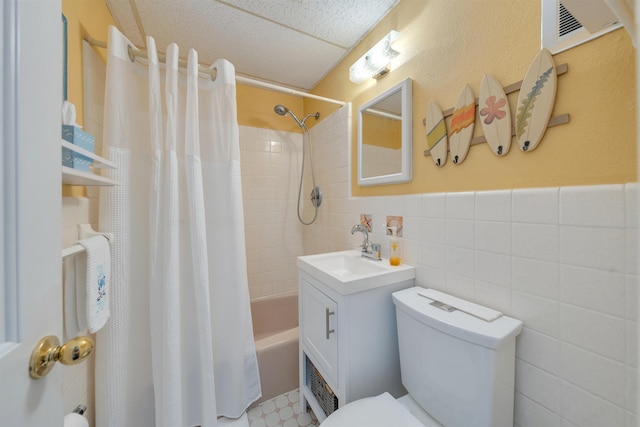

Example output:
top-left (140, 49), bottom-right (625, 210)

top-left (541, 0), bottom-right (622, 54)
top-left (558, 2), bottom-right (582, 37)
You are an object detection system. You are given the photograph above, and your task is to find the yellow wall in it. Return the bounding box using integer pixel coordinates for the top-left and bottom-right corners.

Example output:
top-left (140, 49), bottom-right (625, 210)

top-left (362, 114), bottom-right (402, 149)
top-left (309, 0), bottom-right (637, 196)
top-left (62, 0), bottom-right (116, 127)
top-left (236, 84), bottom-right (304, 133)
top-left (62, 0), bottom-right (116, 196)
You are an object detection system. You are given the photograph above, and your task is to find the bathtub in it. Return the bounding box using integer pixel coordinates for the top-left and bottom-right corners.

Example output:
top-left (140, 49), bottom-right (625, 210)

top-left (251, 292), bottom-right (299, 403)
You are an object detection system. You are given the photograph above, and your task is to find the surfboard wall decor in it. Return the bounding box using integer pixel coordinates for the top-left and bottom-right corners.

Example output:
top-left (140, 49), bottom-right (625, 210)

top-left (448, 85), bottom-right (476, 165)
top-left (421, 61), bottom-right (568, 163)
top-left (515, 49), bottom-right (557, 152)
top-left (425, 100), bottom-right (448, 167)
top-left (479, 74), bottom-right (511, 156)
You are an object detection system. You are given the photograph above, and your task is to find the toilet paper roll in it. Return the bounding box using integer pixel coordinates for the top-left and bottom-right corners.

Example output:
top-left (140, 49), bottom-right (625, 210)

top-left (64, 413), bottom-right (88, 427)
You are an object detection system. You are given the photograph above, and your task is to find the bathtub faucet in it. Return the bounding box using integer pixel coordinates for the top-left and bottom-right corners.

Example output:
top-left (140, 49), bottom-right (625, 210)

top-left (351, 224), bottom-right (381, 260)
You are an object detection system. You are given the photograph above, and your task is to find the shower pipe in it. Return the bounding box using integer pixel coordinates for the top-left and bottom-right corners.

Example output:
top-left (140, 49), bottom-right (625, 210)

top-left (84, 36), bottom-right (346, 106)
top-left (274, 104), bottom-right (321, 225)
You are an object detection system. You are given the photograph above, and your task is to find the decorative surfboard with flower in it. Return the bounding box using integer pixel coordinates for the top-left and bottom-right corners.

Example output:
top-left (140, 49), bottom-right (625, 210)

top-left (515, 48), bottom-right (557, 152)
top-left (448, 85), bottom-right (476, 165)
top-left (479, 74), bottom-right (511, 156)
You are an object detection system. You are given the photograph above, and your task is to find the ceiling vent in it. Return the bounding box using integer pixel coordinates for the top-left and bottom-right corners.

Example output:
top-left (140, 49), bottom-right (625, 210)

top-left (558, 2), bottom-right (583, 37)
top-left (541, 0), bottom-right (623, 54)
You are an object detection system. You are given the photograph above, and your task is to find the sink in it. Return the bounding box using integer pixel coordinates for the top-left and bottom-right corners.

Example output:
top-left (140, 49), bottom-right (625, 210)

top-left (297, 250), bottom-right (415, 295)
top-left (308, 251), bottom-right (387, 277)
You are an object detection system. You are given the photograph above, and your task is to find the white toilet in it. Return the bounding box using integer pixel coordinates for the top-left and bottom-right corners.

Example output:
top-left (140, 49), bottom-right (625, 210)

top-left (321, 287), bottom-right (523, 427)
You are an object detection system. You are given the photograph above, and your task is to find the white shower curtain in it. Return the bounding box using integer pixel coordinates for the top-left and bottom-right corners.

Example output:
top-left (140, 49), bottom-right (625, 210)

top-left (98, 26), bottom-right (261, 427)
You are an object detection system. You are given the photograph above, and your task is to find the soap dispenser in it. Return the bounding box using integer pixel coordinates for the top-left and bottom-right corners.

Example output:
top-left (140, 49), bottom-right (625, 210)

top-left (388, 226), bottom-right (401, 266)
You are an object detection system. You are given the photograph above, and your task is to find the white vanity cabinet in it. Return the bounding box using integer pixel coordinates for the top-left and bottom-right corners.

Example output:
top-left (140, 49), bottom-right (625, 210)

top-left (301, 279), bottom-right (339, 386)
top-left (297, 261), bottom-right (415, 423)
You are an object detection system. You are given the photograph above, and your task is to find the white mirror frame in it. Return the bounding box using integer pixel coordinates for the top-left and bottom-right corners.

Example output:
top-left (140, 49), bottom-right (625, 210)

top-left (357, 78), bottom-right (412, 186)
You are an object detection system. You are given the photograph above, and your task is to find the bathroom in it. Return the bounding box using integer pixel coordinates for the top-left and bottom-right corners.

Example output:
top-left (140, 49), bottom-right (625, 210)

top-left (3, 0), bottom-right (638, 426)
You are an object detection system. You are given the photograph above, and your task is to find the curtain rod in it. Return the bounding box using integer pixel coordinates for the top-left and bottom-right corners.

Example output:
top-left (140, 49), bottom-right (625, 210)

top-left (84, 36), bottom-right (346, 106)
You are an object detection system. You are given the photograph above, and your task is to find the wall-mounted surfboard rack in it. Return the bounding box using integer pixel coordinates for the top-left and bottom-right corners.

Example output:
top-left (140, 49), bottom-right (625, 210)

top-left (423, 63), bottom-right (569, 157)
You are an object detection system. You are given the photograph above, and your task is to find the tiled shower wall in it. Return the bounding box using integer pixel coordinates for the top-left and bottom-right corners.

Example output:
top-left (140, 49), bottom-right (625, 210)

top-left (239, 126), bottom-right (305, 298)
top-left (303, 109), bottom-right (639, 425)
top-left (240, 104), bottom-right (353, 299)
top-left (302, 105), bottom-right (356, 255)
top-left (361, 144), bottom-right (402, 178)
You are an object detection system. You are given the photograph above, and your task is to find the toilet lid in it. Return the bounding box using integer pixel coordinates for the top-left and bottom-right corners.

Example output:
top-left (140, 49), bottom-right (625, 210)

top-left (321, 392), bottom-right (424, 427)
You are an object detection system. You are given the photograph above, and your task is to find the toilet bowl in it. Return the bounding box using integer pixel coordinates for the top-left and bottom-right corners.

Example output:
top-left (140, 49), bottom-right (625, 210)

top-left (320, 287), bottom-right (522, 427)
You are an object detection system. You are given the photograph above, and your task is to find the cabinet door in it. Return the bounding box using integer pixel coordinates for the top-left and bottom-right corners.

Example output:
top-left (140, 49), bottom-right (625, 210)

top-left (301, 278), bottom-right (338, 385)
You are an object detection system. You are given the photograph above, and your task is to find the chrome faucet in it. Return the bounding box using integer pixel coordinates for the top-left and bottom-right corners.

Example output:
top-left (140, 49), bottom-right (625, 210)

top-left (351, 224), bottom-right (381, 260)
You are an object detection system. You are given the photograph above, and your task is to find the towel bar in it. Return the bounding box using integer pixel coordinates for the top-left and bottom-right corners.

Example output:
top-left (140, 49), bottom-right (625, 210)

top-left (61, 224), bottom-right (112, 258)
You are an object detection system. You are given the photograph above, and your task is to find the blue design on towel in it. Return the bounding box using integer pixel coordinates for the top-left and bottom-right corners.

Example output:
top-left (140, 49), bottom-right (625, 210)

top-left (96, 264), bottom-right (107, 313)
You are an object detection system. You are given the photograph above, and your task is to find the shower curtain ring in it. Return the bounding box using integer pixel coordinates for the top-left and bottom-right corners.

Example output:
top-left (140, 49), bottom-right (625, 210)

top-left (127, 45), bottom-right (136, 63)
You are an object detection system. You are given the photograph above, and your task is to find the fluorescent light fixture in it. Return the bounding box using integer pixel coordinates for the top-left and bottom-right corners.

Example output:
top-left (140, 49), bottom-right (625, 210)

top-left (349, 30), bottom-right (400, 84)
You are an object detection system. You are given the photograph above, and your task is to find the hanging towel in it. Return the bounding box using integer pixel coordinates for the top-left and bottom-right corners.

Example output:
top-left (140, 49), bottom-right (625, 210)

top-left (74, 251), bottom-right (88, 332)
top-left (63, 254), bottom-right (83, 338)
top-left (76, 236), bottom-right (111, 333)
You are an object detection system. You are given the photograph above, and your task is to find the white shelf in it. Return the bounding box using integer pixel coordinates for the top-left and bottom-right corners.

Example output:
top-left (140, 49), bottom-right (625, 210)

top-left (61, 138), bottom-right (119, 186)
top-left (62, 166), bottom-right (118, 186)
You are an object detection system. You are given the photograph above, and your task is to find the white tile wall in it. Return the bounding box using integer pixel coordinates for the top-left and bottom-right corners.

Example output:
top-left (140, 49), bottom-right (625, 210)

top-left (302, 105), bottom-right (354, 256)
top-left (239, 125), bottom-right (305, 298)
top-left (515, 392), bottom-right (561, 427)
top-left (476, 190), bottom-right (512, 221)
top-left (512, 187), bottom-right (559, 224)
top-left (512, 257), bottom-right (560, 300)
top-left (513, 223), bottom-right (560, 262)
top-left (361, 144), bottom-right (401, 178)
top-left (268, 110), bottom-right (637, 422)
top-left (560, 185), bottom-right (625, 227)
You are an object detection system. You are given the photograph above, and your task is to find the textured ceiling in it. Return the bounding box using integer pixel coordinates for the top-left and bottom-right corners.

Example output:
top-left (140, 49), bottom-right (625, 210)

top-left (106, 0), bottom-right (400, 90)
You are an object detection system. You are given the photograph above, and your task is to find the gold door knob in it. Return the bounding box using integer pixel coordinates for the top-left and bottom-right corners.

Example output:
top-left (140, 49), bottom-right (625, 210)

top-left (29, 335), bottom-right (94, 379)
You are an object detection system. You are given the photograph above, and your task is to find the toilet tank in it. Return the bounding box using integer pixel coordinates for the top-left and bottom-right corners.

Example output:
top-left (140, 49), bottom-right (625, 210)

top-left (392, 287), bottom-right (523, 427)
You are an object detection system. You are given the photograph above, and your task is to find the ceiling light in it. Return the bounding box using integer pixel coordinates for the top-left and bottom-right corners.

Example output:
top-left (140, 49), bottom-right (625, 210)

top-left (349, 31), bottom-right (400, 84)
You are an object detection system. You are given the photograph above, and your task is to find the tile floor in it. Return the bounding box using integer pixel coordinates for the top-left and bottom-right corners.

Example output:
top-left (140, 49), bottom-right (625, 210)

top-left (247, 389), bottom-right (319, 427)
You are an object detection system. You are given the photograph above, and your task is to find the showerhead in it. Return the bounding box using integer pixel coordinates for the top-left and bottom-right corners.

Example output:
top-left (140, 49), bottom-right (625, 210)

top-left (273, 104), bottom-right (320, 129)
top-left (274, 104), bottom-right (288, 116)
top-left (274, 104), bottom-right (303, 128)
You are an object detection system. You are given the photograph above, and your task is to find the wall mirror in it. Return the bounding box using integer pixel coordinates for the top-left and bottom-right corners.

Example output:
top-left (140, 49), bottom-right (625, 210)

top-left (358, 78), bottom-right (412, 186)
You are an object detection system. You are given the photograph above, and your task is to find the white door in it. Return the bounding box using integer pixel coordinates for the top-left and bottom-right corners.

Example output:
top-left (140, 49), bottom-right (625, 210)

top-left (0, 0), bottom-right (64, 425)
